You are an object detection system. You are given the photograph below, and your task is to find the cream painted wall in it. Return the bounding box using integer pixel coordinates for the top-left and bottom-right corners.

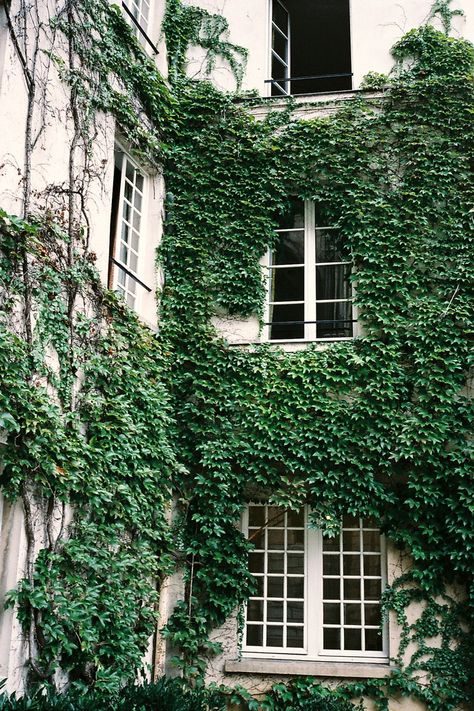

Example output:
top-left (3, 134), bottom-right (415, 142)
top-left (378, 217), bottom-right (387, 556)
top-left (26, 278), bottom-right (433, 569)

top-left (185, 0), bottom-right (473, 94)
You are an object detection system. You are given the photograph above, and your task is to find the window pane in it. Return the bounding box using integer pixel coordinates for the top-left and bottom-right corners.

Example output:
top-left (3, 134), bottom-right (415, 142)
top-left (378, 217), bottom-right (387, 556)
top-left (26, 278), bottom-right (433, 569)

top-left (268, 553), bottom-right (284, 573)
top-left (267, 601), bottom-right (283, 622)
top-left (323, 578), bottom-right (340, 600)
top-left (287, 578), bottom-right (304, 598)
top-left (344, 628), bottom-right (362, 650)
top-left (278, 199), bottom-right (304, 230)
top-left (246, 625), bottom-right (263, 646)
top-left (270, 266), bottom-right (304, 302)
top-left (247, 600), bottom-right (263, 621)
top-left (316, 264), bottom-right (352, 301)
top-left (272, 0), bottom-right (288, 34)
top-left (323, 628), bottom-right (341, 650)
top-left (343, 515), bottom-right (360, 528)
top-left (287, 553), bottom-right (304, 575)
top-left (267, 529), bottom-right (284, 550)
top-left (364, 578), bottom-right (381, 601)
top-left (364, 555), bottom-right (381, 576)
top-left (365, 604), bottom-right (381, 626)
top-left (344, 578), bottom-right (360, 600)
top-left (363, 530), bottom-right (381, 552)
top-left (267, 626), bottom-right (283, 647)
top-left (365, 629), bottom-right (383, 651)
top-left (249, 553), bottom-right (264, 573)
top-left (254, 577), bottom-right (264, 597)
top-left (272, 231), bottom-right (304, 265)
top-left (323, 603), bottom-right (340, 624)
top-left (343, 530), bottom-right (360, 551)
top-left (267, 506), bottom-right (285, 526)
top-left (323, 555), bottom-right (340, 575)
top-left (287, 509), bottom-right (304, 527)
top-left (249, 528), bottom-right (264, 549)
top-left (344, 603), bottom-right (361, 625)
top-left (287, 529), bottom-right (304, 551)
top-left (343, 554), bottom-right (360, 576)
top-left (249, 506), bottom-right (265, 527)
top-left (287, 601), bottom-right (304, 623)
top-left (272, 27), bottom-right (288, 62)
top-left (272, 54), bottom-right (287, 83)
top-left (270, 303), bottom-right (305, 340)
top-left (316, 228), bottom-right (350, 262)
top-left (287, 626), bottom-right (304, 647)
top-left (316, 301), bottom-right (353, 339)
top-left (323, 534), bottom-right (340, 551)
top-left (268, 577), bottom-right (284, 598)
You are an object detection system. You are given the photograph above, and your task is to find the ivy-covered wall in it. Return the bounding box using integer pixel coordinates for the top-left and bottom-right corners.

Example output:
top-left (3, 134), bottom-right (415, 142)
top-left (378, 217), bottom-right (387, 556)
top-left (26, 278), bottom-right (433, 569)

top-left (0, 0), bottom-right (473, 709)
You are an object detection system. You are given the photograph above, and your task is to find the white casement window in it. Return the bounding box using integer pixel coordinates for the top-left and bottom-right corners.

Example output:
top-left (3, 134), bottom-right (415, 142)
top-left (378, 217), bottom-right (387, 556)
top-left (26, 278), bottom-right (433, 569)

top-left (122, 0), bottom-right (151, 40)
top-left (267, 199), bottom-right (355, 342)
top-left (271, 0), bottom-right (290, 96)
top-left (243, 505), bottom-right (388, 662)
top-left (108, 150), bottom-right (148, 310)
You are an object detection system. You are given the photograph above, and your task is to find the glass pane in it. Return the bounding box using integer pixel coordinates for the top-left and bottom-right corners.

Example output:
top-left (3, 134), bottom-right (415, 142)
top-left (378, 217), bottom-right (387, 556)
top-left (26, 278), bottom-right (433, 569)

top-left (270, 303), bottom-right (304, 340)
top-left (133, 211), bottom-right (141, 231)
top-left (316, 228), bottom-right (350, 262)
top-left (272, 26), bottom-right (288, 62)
top-left (344, 578), bottom-right (360, 600)
top-left (278, 198), bottom-right (304, 230)
top-left (131, 232), bottom-right (139, 252)
top-left (343, 515), bottom-right (359, 528)
top-left (126, 292), bottom-right (135, 307)
top-left (343, 554), bottom-right (360, 576)
top-left (272, 0), bottom-right (288, 34)
top-left (364, 578), bottom-right (381, 601)
top-left (363, 531), bottom-right (381, 552)
top-left (270, 266), bottom-right (304, 302)
top-left (268, 553), bottom-right (284, 574)
top-left (123, 200), bottom-right (131, 224)
top-left (120, 243), bottom-right (128, 264)
top-left (246, 625), bottom-right (263, 646)
top-left (316, 301), bottom-right (353, 339)
top-left (267, 506), bottom-right (285, 526)
top-left (364, 555), bottom-right (381, 576)
top-left (323, 534), bottom-right (340, 551)
top-left (130, 252), bottom-right (138, 273)
top-left (248, 506), bottom-right (265, 527)
top-left (316, 264), bottom-right (352, 301)
top-left (124, 182), bottom-right (133, 202)
top-left (267, 529), bottom-right (284, 550)
top-left (323, 628), bottom-right (340, 650)
top-left (323, 578), bottom-right (340, 600)
top-left (365, 628), bottom-right (383, 652)
top-left (271, 80), bottom-right (287, 97)
top-left (287, 553), bottom-right (304, 575)
top-left (287, 577), bottom-right (304, 598)
top-left (344, 628), bottom-right (362, 650)
top-left (268, 577), bottom-right (284, 598)
top-left (323, 603), bottom-right (340, 624)
top-left (365, 604), bottom-right (381, 626)
top-left (323, 555), bottom-right (340, 575)
top-left (267, 626), bottom-right (283, 647)
top-left (267, 601), bottom-right (283, 622)
top-left (272, 54), bottom-right (287, 84)
top-left (254, 577), bottom-right (264, 597)
top-left (272, 231), bottom-right (304, 265)
top-left (249, 553), bottom-right (264, 573)
top-left (343, 530), bottom-right (360, 551)
top-left (287, 601), bottom-right (304, 623)
top-left (121, 222), bottom-right (130, 244)
top-left (287, 509), bottom-right (304, 527)
top-left (287, 626), bottom-right (304, 648)
top-left (135, 173), bottom-right (144, 192)
top-left (287, 529), bottom-right (304, 551)
top-left (249, 528), bottom-right (264, 549)
top-left (344, 603), bottom-right (361, 625)
top-left (247, 600), bottom-right (263, 621)
top-left (125, 161), bottom-right (134, 182)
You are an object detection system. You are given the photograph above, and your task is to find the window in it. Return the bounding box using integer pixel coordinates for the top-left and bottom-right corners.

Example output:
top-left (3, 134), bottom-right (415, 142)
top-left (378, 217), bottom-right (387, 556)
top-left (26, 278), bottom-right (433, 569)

top-left (244, 505), bottom-right (388, 661)
top-left (108, 150), bottom-right (150, 309)
top-left (267, 199), bottom-right (354, 341)
top-left (269, 0), bottom-right (352, 96)
top-left (122, 0), bottom-right (153, 49)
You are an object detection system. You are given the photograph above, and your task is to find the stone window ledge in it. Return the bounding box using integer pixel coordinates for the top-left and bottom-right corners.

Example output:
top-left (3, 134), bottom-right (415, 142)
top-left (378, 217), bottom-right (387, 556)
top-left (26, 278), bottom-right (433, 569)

top-left (224, 658), bottom-right (393, 679)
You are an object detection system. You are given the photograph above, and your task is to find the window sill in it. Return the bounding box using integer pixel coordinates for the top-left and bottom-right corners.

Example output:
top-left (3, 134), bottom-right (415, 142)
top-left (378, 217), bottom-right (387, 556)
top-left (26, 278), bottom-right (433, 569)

top-left (224, 658), bottom-right (393, 679)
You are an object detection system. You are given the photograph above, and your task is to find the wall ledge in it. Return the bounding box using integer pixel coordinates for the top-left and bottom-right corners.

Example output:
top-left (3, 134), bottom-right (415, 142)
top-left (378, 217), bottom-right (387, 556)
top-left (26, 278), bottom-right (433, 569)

top-left (224, 658), bottom-right (394, 679)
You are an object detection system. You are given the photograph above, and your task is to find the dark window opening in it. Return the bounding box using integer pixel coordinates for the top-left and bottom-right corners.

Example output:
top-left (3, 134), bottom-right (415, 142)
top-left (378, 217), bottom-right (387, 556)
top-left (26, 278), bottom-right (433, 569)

top-left (270, 0), bottom-right (352, 96)
top-left (108, 159), bottom-right (122, 289)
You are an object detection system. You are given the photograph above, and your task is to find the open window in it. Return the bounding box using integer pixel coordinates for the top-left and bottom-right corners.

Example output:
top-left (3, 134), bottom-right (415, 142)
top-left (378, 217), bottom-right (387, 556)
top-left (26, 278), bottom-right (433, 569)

top-left (270, 0), bottom-right (352, 96)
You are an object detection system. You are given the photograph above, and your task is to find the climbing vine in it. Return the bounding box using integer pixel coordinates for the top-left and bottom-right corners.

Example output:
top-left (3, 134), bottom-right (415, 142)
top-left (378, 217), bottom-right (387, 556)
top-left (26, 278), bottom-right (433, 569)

top-left (0, 0), bottom-right (472, 708)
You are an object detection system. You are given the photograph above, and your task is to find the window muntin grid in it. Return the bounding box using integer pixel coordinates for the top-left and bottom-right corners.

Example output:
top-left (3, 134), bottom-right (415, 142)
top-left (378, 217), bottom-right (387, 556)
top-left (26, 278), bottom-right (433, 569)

top-left (114, 155), bottom-right (145, 309)
top-left (243, 507), bottom-right (387, 661)
top-left (123, 0), bottom-right (151, 41)
top-left (271, 0), bottom-right (290, 96)
top-left (245, 504), bottom-right (306, 652)
top-left (267, 200), bottom-right (354, 341)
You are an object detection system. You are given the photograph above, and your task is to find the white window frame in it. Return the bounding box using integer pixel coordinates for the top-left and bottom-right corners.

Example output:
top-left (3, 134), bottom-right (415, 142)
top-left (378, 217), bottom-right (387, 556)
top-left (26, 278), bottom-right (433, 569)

top-left (270, 0), bottom-right (290, 96)
top-left (111, 147), bottom-right (149, 312)
top-left (265, 200), bottom-right (356, 342)
top-left (242, 505), bottom-right (388, 664)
